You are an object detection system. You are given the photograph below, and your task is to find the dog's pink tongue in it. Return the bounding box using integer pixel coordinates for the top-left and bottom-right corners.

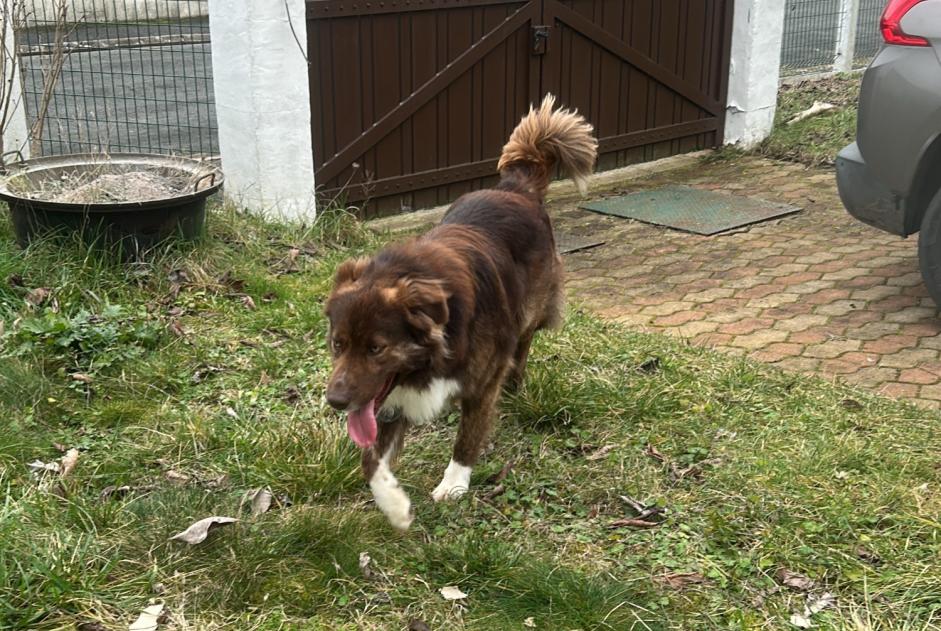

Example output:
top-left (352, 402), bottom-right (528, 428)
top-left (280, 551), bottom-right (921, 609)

top-left (347, 401), bottom-right (378, 449)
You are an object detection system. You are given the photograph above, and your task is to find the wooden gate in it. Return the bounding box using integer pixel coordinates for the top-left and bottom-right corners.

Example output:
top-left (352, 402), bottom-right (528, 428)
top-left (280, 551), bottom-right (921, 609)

top-left (307, 0), bottom-right (733, 218)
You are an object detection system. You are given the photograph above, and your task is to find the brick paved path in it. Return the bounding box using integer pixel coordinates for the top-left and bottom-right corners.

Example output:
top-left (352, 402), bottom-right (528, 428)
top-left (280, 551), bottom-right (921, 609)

top-left (556, 156), bottom-right (941, 408)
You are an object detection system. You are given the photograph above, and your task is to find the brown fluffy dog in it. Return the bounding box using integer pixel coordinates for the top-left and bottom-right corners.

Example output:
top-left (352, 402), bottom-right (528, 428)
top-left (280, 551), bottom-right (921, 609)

top-left (325, 95), bottom-right (597, 529)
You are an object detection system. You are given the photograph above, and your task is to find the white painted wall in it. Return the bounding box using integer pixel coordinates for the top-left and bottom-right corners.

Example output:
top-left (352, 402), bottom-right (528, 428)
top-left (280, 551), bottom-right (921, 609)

top-left (724, 0), bottom-right (787, 147)
top-left (1, 6), bottom-right (30, 160)
top-left (207, 0), bottom-right (316, 219)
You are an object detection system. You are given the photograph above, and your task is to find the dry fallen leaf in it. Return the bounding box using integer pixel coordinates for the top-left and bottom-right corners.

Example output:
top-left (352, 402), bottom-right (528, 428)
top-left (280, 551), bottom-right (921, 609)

top-left (486, 459), bottom-right (515, 484)
top-left (25, 287), bottom-right (51, 306)
top-left (790, 613), bottom-right (812, 629)
top-left (59, 448), bottom-right (80, 478)
top-left (645, 444), bottom-right (666, 462)
top-left (165, 470), bottom-right (190, 484)
top-left (129, 603), bottom-right (166, 631)
top-left (359, 552), bottom-right (373, 579)
top-left (439, 585), bottom-right (468, 601)
top-left (247, 488), bottom-right (273, 517)
top-left (170, 516), bottom-right (237, 544)
top-left (240, 295), bottom-right (256, 310)
top-left (586, 444), bottom-right (617, 461)
top-left (523, 617), bottom-right (536, 628)
top-left (855, 546), bottom-right (881, 565)
top-left (656, 572), bottom-right (706, 589)
top-left (776, 569), bottom-right (814, 592)
top-left (608, 518), bottom-right (660, 529)
top-left (70, 372), bottom-right (94, 384)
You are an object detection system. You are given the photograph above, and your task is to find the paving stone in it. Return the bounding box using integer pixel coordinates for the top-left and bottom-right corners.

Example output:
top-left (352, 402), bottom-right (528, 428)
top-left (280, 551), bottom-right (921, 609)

top-left (877, 348), bottom-right (940, 369)
top-left (654, 311), bottom-right (706, 327)
top-left (555, 155), bottom-right (936, 408)
top-left (884, 307), bottom-right (938, 324)
top-left (749, 342), bottom-right (805, 363)
top-left (728, 329), bottom-right (789, 350)
top-left (772, 314), bottom-right (830, 332)
top-left (815, 300), bottom-right (863, 317)
top-left (641, 301), bottom-right (697, 316)
top-left (748, 293), bottom-right (802, 309)
top-left (804, 339), bottom-right (862, 359)
top-left (899, 368), bottom-right (941, 385)
top-left (775, 357), bottom-right (823, 373)
top-left (673, 320), bottom-right (721, 338)
top-left (879, 382), bottom-right (921, 399)
top-left (847, 367), bottom-right (900, 388)
top-left (850, 286), bottom-right (900, 302)
top-left (862, 335), bottom-right (919, 354)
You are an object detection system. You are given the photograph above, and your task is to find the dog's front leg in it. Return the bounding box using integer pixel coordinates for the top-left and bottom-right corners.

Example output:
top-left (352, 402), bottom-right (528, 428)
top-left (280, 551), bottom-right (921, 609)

top-left (362, 415), bottom-right (413, 530)
top-left (432, 373), bottom-right (504, 502)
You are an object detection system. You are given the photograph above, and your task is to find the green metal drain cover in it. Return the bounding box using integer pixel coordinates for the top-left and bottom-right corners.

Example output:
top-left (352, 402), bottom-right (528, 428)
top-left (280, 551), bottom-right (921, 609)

top-left (579, 185), bottom-right (801, 235)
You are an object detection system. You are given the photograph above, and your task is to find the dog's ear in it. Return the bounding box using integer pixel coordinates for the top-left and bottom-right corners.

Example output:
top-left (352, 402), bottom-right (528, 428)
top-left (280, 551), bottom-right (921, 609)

top-left (333, 256), bottom-right (370, 291)
top-left (397, 277), bottom-right (450, 333)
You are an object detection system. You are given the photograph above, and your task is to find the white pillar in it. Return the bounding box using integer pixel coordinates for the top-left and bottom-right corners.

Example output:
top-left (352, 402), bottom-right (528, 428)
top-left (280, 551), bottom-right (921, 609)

top-left (724, 0), bottom-right (787, 148)
top-left (207, 0), bottom-right (316, 219)
top-left (1, 3), bottom-right (30, 160)
top-left (834, 0), bottom-right (861, 73)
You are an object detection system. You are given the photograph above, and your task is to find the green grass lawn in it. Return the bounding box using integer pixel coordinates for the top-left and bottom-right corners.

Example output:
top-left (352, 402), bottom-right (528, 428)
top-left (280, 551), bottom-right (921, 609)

top-left (1, 204), bottom-right (940, 630)
top-left (760, 75), bottom-right (861, 166)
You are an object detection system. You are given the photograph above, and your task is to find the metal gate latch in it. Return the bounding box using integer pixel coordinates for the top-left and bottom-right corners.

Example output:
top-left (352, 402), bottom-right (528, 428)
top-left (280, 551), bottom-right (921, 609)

top-left (532, 25), bottom-right (550, 55)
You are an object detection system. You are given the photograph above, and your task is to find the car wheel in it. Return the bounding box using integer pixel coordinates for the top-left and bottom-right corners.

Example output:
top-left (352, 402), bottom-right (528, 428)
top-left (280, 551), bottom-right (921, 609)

top-left (917, 188), bottom-right (941, 309)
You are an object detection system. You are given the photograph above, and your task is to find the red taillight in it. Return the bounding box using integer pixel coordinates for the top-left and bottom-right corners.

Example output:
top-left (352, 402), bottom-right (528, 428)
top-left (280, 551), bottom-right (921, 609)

top-left (881, 0), bottom-right (929, 46)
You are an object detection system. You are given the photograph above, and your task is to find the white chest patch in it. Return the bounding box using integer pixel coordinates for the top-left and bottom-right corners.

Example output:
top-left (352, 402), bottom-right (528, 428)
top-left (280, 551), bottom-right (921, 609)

top-left (381, 378), bottom-right (461, 425)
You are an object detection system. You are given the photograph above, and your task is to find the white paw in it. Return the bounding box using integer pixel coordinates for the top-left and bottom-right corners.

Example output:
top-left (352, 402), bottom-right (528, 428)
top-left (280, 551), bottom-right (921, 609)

top-left (431, 459), bottom-right (472, 503)
top-left (370, 461), bottom-right (414, 530)
top-left (385, 499), bottom-right (414, 531)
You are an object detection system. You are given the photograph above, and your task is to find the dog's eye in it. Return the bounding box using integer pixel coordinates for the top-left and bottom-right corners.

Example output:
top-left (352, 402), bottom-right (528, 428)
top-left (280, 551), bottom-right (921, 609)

top-left (331, 339), bottom-right (343, 353)
top-left (369, 343), bottom-right (385, 355)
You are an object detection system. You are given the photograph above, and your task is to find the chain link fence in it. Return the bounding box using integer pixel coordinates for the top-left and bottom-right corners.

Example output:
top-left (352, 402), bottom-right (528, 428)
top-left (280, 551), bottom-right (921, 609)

top-left (14, 0), bottom-right (217, 157)
top-left (780, 0), bottom-right (886, 78)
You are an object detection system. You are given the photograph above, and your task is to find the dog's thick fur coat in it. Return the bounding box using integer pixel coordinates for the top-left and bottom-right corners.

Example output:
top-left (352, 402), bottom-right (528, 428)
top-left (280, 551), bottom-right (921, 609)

top-left (325, 95), bottom-right (597, 529)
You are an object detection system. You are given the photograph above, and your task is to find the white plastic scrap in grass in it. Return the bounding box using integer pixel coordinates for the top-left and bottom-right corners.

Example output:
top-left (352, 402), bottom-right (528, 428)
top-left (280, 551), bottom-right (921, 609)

top-left (128, 603), bottom-right (166, 631)
top-left (170, 516), bottom-right (237, 544)
top-left (790, 592), bottom-right (836, 628)
top-left (439, 585), bottom-right (468, 601)
top-left (787, 101), bottom-right (838, 126)
top-left (27, 448), bottom-right (80, 479)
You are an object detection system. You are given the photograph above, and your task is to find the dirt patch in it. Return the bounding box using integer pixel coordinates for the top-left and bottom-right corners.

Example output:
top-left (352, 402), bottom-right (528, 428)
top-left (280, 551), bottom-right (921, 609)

top-left (26, 170), bottom-right (192, 204)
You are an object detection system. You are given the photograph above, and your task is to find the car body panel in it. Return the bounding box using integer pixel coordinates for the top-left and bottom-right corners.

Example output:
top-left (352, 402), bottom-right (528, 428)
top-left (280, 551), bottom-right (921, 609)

top-left (837, 2), bottom-right (941, 237)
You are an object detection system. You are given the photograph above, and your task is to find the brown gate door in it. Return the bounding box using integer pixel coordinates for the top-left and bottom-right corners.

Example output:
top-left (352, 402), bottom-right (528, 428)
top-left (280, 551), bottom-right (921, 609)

top-left (307, 0), bottom-right (732, 218)
top-left (539, 1), bottom-right (732, 171)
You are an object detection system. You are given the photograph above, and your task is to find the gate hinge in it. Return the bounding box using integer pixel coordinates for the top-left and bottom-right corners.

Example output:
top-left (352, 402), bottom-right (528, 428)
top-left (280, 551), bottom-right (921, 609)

top-left (532, 25), bottom-right (550, 55)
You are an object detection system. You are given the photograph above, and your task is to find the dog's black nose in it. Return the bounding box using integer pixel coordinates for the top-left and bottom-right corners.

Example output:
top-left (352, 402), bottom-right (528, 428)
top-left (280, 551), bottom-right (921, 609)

top-left (326, 388), bottom-right (351, 411)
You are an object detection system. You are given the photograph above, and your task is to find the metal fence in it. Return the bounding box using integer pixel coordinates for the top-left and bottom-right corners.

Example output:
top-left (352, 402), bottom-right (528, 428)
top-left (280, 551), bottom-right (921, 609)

top-left (780, 0), bottom-right (886, 77)
top-left (14, 0), bottom-right (217, 157)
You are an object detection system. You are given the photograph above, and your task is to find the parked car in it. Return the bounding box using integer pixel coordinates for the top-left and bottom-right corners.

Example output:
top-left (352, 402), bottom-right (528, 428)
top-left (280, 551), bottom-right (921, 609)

top-left (836, 0), bottom-right (941, 305)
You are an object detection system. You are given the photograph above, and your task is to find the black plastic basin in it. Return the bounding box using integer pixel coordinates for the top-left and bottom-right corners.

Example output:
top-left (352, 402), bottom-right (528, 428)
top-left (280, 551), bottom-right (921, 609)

top-left (0, 153), bottom-right (223, 255)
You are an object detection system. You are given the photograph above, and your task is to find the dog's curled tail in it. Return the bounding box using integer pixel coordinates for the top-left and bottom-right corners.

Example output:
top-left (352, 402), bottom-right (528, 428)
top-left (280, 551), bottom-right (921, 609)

top-left (497, 94), bottom-right (598, 197)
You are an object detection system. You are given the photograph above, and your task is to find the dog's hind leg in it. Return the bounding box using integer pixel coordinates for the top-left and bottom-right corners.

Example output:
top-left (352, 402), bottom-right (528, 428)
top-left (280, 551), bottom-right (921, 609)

top-left (506, 327), bottom-right (536, 391)
top-left (362, 415), bottom-right (413, 530)
top-left (432, 369), bottom-right (506, 502)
